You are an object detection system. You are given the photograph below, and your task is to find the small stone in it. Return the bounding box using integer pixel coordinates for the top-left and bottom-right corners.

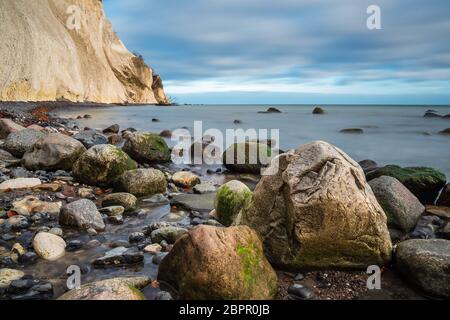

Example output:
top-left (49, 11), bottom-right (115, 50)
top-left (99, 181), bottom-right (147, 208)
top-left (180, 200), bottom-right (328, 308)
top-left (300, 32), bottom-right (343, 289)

top-left (288, 284), bottom-right (315, 300)
top-left (59, 199), bottom-right (105, 231)
top-left (150, 226), bottom-right (188, 244)
top-left (32, 232), bottom-right (66, 261)
top-left (18, 252), bottom-right (38, 265)
top-left (143, 244), bottom-right (162, 254)
top-left (99, 206), bottom-right (125, 217)
top-left (92, 247), bottom-right (144, 267)
top-left (86, 240), bottom-right (101, 248)
top-left (102, 193), bottom-right (137, 212)
top-left (78, 188), bottom-right (93, 198)
top-left (48, 227), bottom-right (63, 237)
top-left (66, 240), bottom-right (83, 252)
top-left (171, 171), bottom-right (200, 188)
top-left (108, 215), bottom-right (124, 225)
top-left (129, 232), bottom-right (146, 243)
top-left (193, 183), bottom-right (216, 194)
top-left (155, 291), bottom-right (173, 300)
top-left (294, 273), bottom-right (305, 281)
top-left (0, 178), bottom-right (41, 191)
top-left (103, 124), bottom-right (120, 134)
top-left (87, 228), bottom-right (98, 236)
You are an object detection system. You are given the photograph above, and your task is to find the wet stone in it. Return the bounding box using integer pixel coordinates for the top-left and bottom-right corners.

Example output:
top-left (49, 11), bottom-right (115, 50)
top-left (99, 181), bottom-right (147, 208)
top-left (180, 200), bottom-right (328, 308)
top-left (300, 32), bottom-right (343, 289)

top-left (18, 252), bottom-right (38, 265)
top-left (92, 247), bottom-right (143, 267)
top-left (155, 291), bottom-right (173, 300)
top-left (66, 240), bottom-right (83, 252)
top-left (129, 232), bottom-right (146, 243)
top-left (288, 284), bottom-right (315, 300)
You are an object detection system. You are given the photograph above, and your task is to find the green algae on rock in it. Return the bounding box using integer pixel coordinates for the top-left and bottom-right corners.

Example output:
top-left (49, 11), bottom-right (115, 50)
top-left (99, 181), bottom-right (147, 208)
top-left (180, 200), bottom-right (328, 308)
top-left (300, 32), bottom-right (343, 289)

top-left (366, 165), bottom-right (447, 204)
top-left (214, 180), bottom-right (252, 226)
top-left (158, 225), bottom-right (278, 300)
top-left (123, 132), bottom-right (171, 163)
top-left (118, 168), bottom-right (167, 197)
top-left (72, 144), bottom-right (137, 187)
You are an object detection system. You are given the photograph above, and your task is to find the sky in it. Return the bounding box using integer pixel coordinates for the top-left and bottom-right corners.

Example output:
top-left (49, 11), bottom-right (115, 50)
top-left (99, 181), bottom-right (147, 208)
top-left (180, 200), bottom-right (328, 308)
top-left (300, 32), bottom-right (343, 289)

top-left (104, 0), bottom-right (450, 105)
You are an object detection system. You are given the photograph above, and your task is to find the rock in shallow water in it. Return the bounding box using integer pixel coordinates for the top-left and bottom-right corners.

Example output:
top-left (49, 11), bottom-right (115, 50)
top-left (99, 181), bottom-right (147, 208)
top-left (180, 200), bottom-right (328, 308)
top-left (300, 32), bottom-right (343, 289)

top-left (118, 168), bottom-right (167, 197)
top-left (237, 140), bottom-right (392, 270)
top-left (32, 232), bottom-right (66, 261)
top-left (59, 199), bottom-right (105, 231)
top-left (367, 165), bottom-right (447, 204)
top-left (92, 247), bottom-right (143, 267)
top-left (288, 284), bottom-right (315, 300)
top-left (171, 171), bottom-right (200, 188)
top-left (369, 176), bottom-right (424, 232)
top-left (150, 226), bottom-right (188, 244)
top-left (123, 132), bottom-right (171, 163)
top-left (395, 239), bottom-right (450, 298)
top-left (0, 268), bottom-right (24, 289)
top-left (101, 192), bottom-right (137, 211)
top-left (158, 225), bottom-right (278, 300)
top-left (222, 142), bottom-right (272, 174)
top-left (73, 130), bottom-right (108, 149)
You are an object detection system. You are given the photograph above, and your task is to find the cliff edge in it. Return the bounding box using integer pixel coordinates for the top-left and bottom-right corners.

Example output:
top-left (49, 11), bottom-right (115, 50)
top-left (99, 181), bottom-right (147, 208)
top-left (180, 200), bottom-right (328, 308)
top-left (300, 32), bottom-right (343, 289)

top-left (0, 0), bottom-right (169, 105)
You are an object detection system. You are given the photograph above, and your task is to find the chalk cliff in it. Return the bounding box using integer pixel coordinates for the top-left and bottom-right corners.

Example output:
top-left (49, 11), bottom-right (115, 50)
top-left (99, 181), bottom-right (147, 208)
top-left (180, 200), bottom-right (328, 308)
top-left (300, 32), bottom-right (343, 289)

top-left (0, 0), bottom-right (168, 104)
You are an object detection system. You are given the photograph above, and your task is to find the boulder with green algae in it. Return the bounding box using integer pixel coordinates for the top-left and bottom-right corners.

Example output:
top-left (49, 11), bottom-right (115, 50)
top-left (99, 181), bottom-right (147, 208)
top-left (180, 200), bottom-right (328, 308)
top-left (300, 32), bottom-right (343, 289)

top-left (214, 180), bottom-right (252, 226)
top-left (158, 225), bottom-right (278, 300)
top-left (123, 132), bottom-right (171, 163)
top-left (58, 277), bottom-right (150, 300)
top-left (222, 142), bottom-right (272, 174)
top-left (118, 168), bottom-right (167, 197)
top-left (366, 165), bottom-right (447, 204)
top-left (72, 145), bottom-right (137, 187)
top-left (238, 141), bottom-right (392, 270)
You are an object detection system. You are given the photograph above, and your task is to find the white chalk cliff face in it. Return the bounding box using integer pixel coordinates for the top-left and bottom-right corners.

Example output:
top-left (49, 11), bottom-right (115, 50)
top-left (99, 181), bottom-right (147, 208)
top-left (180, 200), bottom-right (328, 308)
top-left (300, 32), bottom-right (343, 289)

top-left (0, 0), bottom-right (168, 104)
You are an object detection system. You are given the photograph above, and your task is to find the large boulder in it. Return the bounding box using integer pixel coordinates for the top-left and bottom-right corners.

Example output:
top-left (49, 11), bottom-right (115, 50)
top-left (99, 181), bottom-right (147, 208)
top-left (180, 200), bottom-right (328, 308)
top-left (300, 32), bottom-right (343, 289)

top-left (437, 183), bottom-right (450, 207)
top-left (72, 130), bottom-right (108, 149)
top-left (32, 232), bottom-right (66, 261)
top-left (123, 133), bottom-right (171, 163)
top-left (118, 169), bottom-right (167, 197)
top-left (238, 141), bottom-right (392, 270)
top-left (3, 128), bottom-right (45, 157)
top-left (366, 165), bottom-right (447, 204)
top-left (58, 277), bottom-right (149, 300)
top-left (23, 133), bottom-right (86, 171)
top-left (395, 239), bottom-right (450, 298)
top-left (72, 145), bottom-right (137, 187)
top-left (369, 176), bottom-right (424, 232)
top-left (158, 225), bottom-right (278, 300)
top-left (222, 142), bottom-right (272, 174)
top-left (59, 199), bottom-right (105, 231)
top-left (215, 180), bottom-right (252, 226)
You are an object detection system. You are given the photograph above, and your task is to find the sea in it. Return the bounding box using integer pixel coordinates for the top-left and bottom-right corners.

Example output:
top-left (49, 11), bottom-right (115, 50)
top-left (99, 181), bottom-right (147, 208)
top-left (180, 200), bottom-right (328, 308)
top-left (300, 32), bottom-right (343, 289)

top-left (56, 104), bottom-right (450, 177)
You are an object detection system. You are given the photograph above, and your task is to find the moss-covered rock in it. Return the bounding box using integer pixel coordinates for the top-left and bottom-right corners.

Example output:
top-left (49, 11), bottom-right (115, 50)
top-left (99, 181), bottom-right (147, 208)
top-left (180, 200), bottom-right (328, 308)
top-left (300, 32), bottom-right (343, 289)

top-left (72, 145), bottom-right (137, 187)
top-left (214, 180), bottom-right (252, 226)
top-left (118, 168), bottom-right (167, 197)
top-left (158, 225), bottom-right (278, 300)
top-left (367, 165), bottom-right (447, 204)
top-left (222, 142), bottom-right (272, 174)
top-left (123, 132), bottom-right (171, 163)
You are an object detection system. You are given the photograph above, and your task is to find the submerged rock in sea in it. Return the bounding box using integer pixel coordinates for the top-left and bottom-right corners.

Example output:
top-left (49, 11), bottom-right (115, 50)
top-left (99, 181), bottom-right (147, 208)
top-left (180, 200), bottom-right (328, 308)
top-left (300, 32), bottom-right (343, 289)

top-left (23, 133), bottom-right (86, 171)
top-left (366, 165), bottom-right (447, 204)
top-left (369, 176), bottom-right (424, 232)
top-left (72, 144), bottom-right (137, 187)
top-left (123, 132), bottom-right (171, 163)
top-left (340, 128), bottom-right (364, 134)
top-left (158, 225), bottom-right (278, 300)
top-left (3, 128), bottom-right (45, 157)
top-left (395, 239), bottom-right (450, 299)
top-left (214, 180), bottom-right (252, 226)
top-left (439, 128), bottom-right (450, 135)
top-left (118, 168), bottom-right (167, 197)
top-left (312, 107), bottom-right (326, 114)
top-left (258, 107), bottom-right (282, 114)
top-left (58, 277), bottom-right (150, 300)
top-left (237, 141), bottom-right (392, 270)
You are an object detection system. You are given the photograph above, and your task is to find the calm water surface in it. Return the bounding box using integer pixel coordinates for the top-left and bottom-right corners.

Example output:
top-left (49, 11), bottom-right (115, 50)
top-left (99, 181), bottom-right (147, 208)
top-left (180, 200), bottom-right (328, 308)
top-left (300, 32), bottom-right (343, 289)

top-left (57, 105), bottom-right (450, 177)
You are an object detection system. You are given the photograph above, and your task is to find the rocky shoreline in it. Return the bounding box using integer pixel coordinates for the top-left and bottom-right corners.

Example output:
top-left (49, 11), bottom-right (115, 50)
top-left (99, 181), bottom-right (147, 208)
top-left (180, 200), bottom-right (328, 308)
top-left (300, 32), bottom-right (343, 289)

top-left (0, 103), bottom-right (449, 300)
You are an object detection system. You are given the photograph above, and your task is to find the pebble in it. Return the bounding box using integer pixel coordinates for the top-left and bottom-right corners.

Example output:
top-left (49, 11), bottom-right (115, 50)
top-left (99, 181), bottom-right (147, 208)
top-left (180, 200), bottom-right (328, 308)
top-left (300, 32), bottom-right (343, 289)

top-left (48, 227), bottom-right (63, 237)
top-left (287, 284), bottom-right (315, 300)
top-left (294, 273), bottom-right (305, 281)
top-left (18, 252), bottom-right (38, 265)
top-left (155, 291), bottom-right (173, 300)
top-left (143, 244), bottom-right (162, 254)
top-left (107, 215), bottom-right (124, 225)
top-left (129, 232), bottom-right (146, 243)
top-left (99, 206), bottom-right (125, 217)
top-left (66, 240), bottom-right (83, 252)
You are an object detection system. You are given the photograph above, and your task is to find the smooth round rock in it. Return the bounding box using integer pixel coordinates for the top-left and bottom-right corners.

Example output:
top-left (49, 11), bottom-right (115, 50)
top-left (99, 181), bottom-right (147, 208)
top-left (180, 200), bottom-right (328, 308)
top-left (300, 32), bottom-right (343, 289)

top-left (32, 232), bottom-right (66, 261)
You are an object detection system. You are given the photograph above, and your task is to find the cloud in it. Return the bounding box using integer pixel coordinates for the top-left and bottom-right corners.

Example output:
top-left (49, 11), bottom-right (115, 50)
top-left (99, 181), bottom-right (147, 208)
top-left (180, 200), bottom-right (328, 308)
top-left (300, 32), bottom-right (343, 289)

top-left (103, 0), bottom-right (450, 103)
